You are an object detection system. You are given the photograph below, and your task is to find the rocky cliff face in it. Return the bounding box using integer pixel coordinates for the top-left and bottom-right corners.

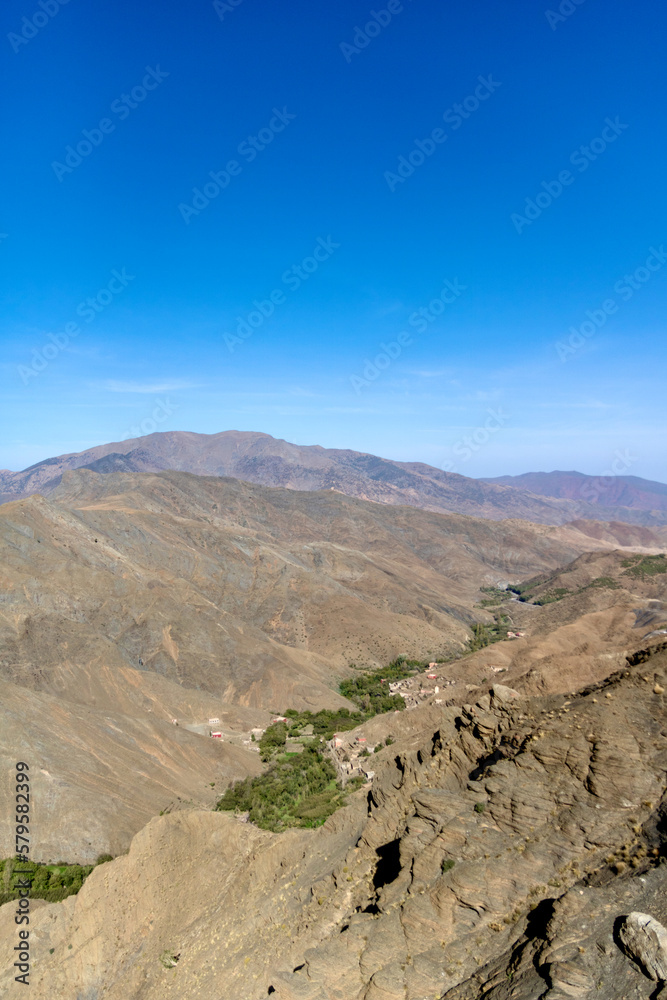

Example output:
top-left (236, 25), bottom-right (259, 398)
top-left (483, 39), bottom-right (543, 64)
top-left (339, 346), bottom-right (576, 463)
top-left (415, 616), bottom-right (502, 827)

top-left (2, 646), bottom-right (664, 1000)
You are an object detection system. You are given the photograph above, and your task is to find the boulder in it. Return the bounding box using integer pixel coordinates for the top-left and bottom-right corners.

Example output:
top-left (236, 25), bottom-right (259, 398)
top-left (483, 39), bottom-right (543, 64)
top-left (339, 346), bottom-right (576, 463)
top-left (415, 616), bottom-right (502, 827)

top-left (490, 684), bottom-right (520, 705)
top-left (617, 911), bottom-right (667, 982)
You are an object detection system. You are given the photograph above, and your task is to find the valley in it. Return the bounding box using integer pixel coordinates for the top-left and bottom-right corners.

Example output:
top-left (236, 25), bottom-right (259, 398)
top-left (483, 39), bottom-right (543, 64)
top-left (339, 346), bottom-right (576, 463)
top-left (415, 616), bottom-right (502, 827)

top-left (0, 465), bottom-right (665, 999)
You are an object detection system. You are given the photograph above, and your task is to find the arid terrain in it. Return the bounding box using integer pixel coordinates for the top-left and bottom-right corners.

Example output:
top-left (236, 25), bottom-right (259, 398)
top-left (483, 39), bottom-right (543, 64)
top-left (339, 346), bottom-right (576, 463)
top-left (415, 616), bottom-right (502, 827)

top-left (485, 470), bottom-right (667, 513)
top-left (2, 430), bottom-right (666, 526)
top-left (0, 465), bottom-right (666, 999)
top-left (0, 643), bottom-right (665, 1000)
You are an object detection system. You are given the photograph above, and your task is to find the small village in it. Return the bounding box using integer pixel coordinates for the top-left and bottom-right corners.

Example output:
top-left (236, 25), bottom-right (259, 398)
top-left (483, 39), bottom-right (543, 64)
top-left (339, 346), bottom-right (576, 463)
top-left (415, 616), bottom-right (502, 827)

top-left (167, 646), bottom-right (521, 786)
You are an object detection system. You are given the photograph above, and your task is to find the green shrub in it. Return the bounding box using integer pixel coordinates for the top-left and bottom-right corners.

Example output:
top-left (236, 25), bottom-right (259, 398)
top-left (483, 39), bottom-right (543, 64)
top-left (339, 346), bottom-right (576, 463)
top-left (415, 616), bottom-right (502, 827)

top-left (465, 615), bottom-right (509, 652)
top-left (441, 859), bottom-right (455, 873)
top-left (216, 746), bottom-right (347, 832)
top-left (535, 588), bottom-right (570, 605)
top-left (339, 656), bottom-right (418, 714)
top-left (259, 722), bottom-right (288, 760)
top-left (477, 587), bottom-right (510, 607)
top-left (585, 576), bottom-right (620, 590)
top-left (622, 554), bottom-right (667, 580)
top-left (0, 857), bottom-right (95, 905)
top-left (474, 802), bottom-right (486, 813)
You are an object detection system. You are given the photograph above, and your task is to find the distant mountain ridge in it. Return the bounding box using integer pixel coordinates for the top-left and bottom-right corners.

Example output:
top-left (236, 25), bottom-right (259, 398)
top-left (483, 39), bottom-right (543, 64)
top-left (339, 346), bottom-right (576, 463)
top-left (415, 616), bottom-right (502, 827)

top-left (1, 430), bottom-right (666, 526)
top-left (482, 470), bottom-right (667, 512)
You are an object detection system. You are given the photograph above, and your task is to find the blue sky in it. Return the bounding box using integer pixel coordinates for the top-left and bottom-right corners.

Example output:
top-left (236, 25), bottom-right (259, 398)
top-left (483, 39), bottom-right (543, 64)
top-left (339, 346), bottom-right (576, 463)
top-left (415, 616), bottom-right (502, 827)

top-left (1, 0), bottom-right (665, 480)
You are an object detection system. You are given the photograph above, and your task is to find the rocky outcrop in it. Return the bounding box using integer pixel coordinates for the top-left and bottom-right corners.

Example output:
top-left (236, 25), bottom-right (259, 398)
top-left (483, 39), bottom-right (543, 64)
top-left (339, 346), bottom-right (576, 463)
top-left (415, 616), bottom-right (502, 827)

top-left (2, 646), bottom-right (664, 999)
top-left (618, 912), bottom-right (667, 983)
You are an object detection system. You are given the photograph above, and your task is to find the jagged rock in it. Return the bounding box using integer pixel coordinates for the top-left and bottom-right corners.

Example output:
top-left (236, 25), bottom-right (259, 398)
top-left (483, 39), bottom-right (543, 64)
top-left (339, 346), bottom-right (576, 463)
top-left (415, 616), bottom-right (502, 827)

top-left (617, 911), bottom-right (667, 982)
top-left (491, 683), bottom-right (521, 705)
top-left (0, 647), bottom-right (665, 1000)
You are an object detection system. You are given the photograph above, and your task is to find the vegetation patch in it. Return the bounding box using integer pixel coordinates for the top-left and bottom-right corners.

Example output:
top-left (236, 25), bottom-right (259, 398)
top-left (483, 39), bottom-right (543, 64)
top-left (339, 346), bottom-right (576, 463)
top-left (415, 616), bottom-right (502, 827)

top-left (476, 586), bottom-right (510, 608)
top-left (0, 856), bottom-right (102, 905)
top-left (216, 746), bottom-right (364, 831)
top-left (508, 577), bottom-right (571, 605)
top-left (622, 554), bottom-right (667, 580)
top-left (259, 708), bottom-right (373, 761)
top-left (218, 657), bottom-right (425, 832)
top-left (531, 587), bottom-right (570, 606)
top-left (340, 656), bottom-right (421, 714)
top-left (581, 576), bottom-right (620, 591)
top-left (508, 577), bottom-right (548, 600)
top-left (465, 615), bottom-right (510, 652)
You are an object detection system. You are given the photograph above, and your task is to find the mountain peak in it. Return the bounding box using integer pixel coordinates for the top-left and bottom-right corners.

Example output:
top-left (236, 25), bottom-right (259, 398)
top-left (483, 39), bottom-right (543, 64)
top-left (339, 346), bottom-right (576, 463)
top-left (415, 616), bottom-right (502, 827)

top-left (1, 431), bottom-right (665, 527)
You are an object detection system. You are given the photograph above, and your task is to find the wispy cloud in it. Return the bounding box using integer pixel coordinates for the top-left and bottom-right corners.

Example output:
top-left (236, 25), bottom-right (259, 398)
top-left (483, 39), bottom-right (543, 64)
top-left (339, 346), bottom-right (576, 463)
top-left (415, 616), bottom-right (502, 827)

top-left (100, 379), bottom-right (199, 394)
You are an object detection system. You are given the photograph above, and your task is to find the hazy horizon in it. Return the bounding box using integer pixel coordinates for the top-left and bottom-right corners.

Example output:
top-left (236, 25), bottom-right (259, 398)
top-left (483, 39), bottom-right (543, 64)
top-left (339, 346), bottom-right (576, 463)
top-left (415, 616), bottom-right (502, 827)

top-left (2, 426), bottom-right (665, 489)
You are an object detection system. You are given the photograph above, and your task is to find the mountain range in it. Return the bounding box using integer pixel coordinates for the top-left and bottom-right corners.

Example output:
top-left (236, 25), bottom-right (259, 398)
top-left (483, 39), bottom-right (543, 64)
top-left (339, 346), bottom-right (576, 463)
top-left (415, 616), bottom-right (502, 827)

top-left (2, 430), bottom-right (666, 526)
top-left (483, 469), bottom-right (667, 512)
top-left (0, 438), bottom-right (666, 1000)
top-left (1, 464), bottom-right (665, 862)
